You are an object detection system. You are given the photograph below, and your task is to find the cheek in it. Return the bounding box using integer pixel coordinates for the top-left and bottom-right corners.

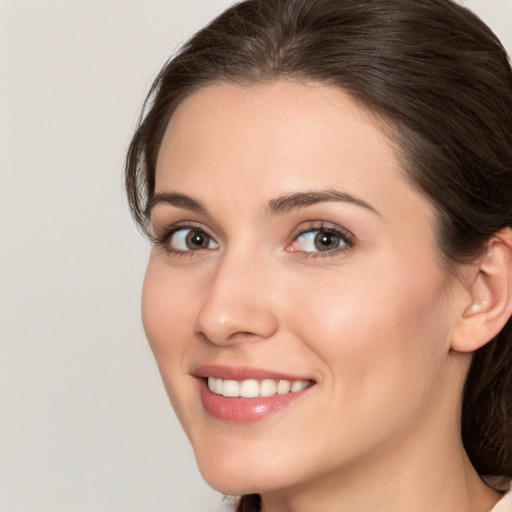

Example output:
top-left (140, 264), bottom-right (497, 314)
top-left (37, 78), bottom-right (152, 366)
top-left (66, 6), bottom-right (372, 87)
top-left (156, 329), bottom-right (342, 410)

top-left (141, 258), bottom-right (197, 353)
top-left (272, 264), bottom-right (454, 469)
top-left (285, 260), bottom-right (451, 405)
top-left (141, 260), bottom-right (195, 399)
top-left (141, 259), bottom-right (210, 442)
top-left (141, 267), bottom-right (175, 357)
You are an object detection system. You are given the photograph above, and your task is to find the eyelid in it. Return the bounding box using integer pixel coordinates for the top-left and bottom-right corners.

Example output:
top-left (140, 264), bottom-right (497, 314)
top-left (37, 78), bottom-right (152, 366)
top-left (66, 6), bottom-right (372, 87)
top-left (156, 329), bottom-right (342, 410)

top-left (152, 221), bottom-right (218, 250)
top-left (287, 221), bottom-right (355, 256)
top-left (292, 220), bottom-right (355, 241)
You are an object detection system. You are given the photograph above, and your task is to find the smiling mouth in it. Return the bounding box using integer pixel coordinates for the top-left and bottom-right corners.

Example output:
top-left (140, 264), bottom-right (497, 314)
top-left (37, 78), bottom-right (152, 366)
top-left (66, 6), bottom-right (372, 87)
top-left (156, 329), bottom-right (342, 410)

top-left (207, 377), bottom-right (313, 398)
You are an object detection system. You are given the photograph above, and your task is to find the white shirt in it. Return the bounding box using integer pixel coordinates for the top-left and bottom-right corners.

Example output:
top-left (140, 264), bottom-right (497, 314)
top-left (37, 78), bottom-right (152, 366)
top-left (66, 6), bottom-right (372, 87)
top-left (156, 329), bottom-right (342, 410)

top-left (490, 487), bottom-right (512, 512)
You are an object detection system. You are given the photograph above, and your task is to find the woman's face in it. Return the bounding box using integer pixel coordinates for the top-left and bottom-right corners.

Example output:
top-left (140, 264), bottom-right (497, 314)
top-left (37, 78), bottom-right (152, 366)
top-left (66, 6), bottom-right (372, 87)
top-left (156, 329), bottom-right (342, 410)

top-left (143, 81), bottom-right (467, 496)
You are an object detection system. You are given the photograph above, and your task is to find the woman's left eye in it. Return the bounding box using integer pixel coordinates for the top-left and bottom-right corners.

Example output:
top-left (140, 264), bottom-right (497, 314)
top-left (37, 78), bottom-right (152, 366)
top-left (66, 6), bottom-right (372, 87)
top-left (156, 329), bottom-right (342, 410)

top-left (289, 227), bottom-right (353, 254)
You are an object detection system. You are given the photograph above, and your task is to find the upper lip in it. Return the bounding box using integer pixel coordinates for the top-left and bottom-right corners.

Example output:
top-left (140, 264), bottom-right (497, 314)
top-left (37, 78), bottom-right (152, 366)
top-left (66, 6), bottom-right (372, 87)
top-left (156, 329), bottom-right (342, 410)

top-left (193, 364), bottom-right (314, 382)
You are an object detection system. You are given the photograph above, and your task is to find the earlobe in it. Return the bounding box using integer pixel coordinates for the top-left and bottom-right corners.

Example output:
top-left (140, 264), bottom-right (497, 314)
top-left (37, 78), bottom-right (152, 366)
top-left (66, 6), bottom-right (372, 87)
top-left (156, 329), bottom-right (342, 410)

top-left (451, 228), bottom-right (512, 353)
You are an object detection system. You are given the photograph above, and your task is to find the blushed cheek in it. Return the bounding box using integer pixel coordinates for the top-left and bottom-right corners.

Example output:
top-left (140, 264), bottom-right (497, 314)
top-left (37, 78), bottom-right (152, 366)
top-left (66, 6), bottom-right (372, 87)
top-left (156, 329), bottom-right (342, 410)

top-left (141, 275), bottom-right (165, 353)
top-left (288, 268), bottom-right (449, 385)
top-left (141, 264), bottom-right (183, 358)
top-left (141, 266), bottom-right (195, 422)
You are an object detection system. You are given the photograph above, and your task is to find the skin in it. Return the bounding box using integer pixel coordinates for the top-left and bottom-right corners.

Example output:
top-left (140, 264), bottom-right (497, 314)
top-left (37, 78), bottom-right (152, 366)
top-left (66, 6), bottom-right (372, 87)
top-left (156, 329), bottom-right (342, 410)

top-left (142, 80), bottom-right (503, 512)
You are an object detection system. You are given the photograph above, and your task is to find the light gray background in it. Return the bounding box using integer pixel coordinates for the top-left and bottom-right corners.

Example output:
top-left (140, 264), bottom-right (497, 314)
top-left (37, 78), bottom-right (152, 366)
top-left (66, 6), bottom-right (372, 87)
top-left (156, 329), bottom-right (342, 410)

top-left (0, 1), bottom-right (510, 511)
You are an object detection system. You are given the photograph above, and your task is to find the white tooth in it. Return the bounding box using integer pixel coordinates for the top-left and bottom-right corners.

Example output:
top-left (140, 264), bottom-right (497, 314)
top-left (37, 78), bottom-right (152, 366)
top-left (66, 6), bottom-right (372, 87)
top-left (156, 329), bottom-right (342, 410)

top-left (222, 380), bottom-right (240, 397)
top-left (301, 380), bottom-right (311, 390)
top-left (214, 378), bottom-right (224, 395)
top-left (207, 377), bottom-right (215, 392)
top-left (259, 379), bottom-right (277, 397)
top-left (290, 380), bottom-right (309, 392)
top-left (276, 379), bottom-right (291, 394)
top-left (239, 379), bottom-right (260, 398)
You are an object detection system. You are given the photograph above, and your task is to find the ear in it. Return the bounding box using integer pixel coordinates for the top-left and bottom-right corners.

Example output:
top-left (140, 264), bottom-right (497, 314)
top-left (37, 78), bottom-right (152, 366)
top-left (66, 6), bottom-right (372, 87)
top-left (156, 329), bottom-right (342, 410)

top-left (451, 228), bottom-right (512, 353)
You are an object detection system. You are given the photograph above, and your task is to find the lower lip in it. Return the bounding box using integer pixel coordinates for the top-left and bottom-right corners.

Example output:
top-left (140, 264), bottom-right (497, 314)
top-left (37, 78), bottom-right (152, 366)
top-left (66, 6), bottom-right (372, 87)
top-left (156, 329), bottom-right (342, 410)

top-left (198, 379), bottom-right (312, 423)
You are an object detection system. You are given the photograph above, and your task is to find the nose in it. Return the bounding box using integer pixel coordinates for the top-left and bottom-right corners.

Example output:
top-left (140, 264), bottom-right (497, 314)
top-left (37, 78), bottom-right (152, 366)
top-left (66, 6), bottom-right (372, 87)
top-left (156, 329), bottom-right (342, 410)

top-left (194, 251), bottom-right (279, 346)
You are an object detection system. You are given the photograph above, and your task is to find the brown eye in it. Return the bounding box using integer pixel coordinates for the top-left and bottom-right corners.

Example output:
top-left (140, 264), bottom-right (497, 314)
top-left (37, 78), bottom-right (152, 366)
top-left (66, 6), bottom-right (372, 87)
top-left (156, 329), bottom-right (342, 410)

top-left (313, 231), bottom-right (342, 251)
top-left (295, 229), bottom-right (348, 253)
top-left (185, 230), bottom-right (210, 249)
top-left (169, 228), bottom-right (218, 251)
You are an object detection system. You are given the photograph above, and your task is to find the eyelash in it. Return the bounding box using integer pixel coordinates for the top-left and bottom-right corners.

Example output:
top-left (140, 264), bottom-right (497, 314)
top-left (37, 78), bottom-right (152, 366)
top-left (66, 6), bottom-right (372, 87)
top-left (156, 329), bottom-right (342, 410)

top-left (153, 223), bottom-right (216, 257)
top-left (152, 221), bottom-right (355, 258)
top-left (290, 222), bottom-right (355, 258)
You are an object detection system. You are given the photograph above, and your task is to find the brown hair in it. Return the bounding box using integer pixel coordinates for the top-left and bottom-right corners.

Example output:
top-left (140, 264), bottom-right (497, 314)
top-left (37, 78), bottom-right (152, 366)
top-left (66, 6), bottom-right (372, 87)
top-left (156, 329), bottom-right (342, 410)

top-left (125, 0), bottom-right (512, 503)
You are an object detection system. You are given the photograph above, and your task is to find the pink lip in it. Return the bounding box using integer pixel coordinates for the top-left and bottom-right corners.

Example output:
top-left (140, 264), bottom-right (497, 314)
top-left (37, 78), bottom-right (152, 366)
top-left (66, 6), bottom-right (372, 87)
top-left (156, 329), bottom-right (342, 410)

top-left (194, 365), bottom-right (315, 423)
top-left (194, 364), bottom-right (310, 382)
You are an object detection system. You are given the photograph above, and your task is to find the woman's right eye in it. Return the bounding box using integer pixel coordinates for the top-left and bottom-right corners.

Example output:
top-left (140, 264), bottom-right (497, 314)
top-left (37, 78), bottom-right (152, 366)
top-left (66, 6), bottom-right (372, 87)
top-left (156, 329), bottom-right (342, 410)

top-left (167, 228), bottom-right (218, 252)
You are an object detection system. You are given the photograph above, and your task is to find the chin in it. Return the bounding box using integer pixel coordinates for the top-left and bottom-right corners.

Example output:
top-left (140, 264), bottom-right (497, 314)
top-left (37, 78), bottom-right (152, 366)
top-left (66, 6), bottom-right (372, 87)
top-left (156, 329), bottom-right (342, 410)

top-left (193, 444), bottom-right (294, 496)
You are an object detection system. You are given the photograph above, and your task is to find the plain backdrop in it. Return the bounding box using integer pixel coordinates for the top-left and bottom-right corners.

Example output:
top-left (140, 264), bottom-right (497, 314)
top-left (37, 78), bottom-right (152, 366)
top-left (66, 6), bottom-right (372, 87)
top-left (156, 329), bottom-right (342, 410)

top-left (0, 1), bottom-right (511, 511)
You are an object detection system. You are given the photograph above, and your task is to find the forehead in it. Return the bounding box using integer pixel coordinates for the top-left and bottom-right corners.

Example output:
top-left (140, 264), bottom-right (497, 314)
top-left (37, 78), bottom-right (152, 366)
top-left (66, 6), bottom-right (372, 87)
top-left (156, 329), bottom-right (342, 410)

top-left (155, 80), bottom-right (430, 226)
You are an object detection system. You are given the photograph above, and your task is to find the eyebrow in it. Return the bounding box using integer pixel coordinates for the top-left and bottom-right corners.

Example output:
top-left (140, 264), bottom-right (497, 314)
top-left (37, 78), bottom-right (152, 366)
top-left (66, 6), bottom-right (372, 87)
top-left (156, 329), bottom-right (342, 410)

top-left (146, 188), bottom-right (379, 217)
top-left (266, 189), bottom-right (379, 216)
top-left (146, 192), bottom-right (209, 217)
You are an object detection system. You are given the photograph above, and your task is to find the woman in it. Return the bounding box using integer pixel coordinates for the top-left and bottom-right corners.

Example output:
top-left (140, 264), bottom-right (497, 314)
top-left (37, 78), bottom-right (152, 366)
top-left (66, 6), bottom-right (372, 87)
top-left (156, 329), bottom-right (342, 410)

top-left (125, 0), bottom-right (512, 510)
